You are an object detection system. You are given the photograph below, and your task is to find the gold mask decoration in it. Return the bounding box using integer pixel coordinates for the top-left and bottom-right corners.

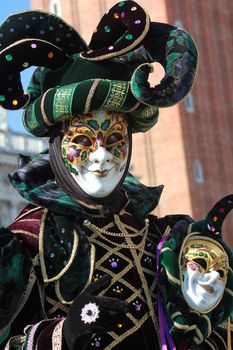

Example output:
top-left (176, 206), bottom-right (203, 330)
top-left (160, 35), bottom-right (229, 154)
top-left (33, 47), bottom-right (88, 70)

top-left (61, 111), bottom-right (128, 174)
top-left (181, 238), bottom-right (229, 312)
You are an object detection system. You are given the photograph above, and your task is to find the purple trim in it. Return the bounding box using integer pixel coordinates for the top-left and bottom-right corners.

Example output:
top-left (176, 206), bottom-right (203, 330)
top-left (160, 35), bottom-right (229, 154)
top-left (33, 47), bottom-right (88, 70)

top-left (156, 235), bottom-right (176, 350)
top-left (26, 321), bottom-right (44, 350)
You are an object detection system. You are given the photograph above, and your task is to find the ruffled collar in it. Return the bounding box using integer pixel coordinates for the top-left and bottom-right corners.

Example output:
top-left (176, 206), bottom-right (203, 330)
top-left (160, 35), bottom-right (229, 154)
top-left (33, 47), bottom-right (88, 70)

top-left (9, 150), bottom-right (163, 222)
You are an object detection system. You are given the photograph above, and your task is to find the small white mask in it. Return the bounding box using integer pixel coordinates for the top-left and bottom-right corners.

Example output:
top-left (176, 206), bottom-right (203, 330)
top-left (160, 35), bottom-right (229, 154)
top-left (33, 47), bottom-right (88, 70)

top-left (61, 111), bottom-right (129, 198)
top-left (181, 239), bottom-right (228, 313)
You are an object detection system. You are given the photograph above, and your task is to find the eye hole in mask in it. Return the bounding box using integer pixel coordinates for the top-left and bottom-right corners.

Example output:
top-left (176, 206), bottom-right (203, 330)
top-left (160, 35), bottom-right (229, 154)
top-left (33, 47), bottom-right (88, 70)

top-left (192, 258), bottom-right (207, 270)
top-left (72, 135), bottom-right (93, 147)
top-left (106, 132), bottom-right (124, 146)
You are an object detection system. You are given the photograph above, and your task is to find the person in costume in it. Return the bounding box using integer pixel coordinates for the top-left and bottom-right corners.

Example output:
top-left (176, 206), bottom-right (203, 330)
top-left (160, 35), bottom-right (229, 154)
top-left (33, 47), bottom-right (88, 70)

top-left (0, 1), bottom-right (231, 349)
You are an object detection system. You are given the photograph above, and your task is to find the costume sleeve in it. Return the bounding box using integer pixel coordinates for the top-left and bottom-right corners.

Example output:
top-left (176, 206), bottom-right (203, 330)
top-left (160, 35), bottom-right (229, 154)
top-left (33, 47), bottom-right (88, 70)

top-left (0, 227), bottom-right (35, 346)
top-left (0, 227), bottom-right (67, 350)
top-left (4, 318), bottom-right (69, 350)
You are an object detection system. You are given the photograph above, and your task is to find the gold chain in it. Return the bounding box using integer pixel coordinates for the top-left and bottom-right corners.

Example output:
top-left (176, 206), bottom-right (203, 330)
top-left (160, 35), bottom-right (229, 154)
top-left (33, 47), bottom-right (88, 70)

top-left (83, 218), bottom-right (149, 237)
top-left (84, 217), bottom-right (149, 249)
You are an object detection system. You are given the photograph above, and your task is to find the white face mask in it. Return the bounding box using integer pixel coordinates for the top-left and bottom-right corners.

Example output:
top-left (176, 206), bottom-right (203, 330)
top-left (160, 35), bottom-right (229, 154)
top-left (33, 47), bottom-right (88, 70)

top-left (181, 239), bottom-right (228, 313)
top-left (61, 111), bottom-right (129, 198)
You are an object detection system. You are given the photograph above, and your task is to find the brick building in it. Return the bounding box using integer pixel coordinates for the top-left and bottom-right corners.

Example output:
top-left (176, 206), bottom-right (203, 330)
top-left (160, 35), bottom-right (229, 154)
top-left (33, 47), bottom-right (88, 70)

top-left (30, 0), bottom-right (233, 246)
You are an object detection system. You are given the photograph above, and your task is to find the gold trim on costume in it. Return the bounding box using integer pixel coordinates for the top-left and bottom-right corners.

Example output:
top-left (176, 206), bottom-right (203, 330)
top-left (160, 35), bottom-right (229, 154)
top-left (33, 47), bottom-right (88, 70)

top-left (39, 209), bottom-right (79, 283)
top-left (122, 226), bottom-right (160, 346)
top-left (101, 81), bottom-right (129, 110)
top-left (42, 230), bottom-right (79, 283)
top-left (41, 88), bottom-right (54, 126)
top-left (11, 229), bottom-right (39, 240)
top-left (166, 269), bottom-right (181, 285)
top-left (54, 243), bottom-right (96, 305)
top-left (80, 9), bottom-right (150, 62)
top-left (11, 206), bottom-right (43, 223)
top-left (124, 101), bottom-right (141, 113)
top-left (107, 314), bottom-right (148, 350)
top-left (205, 339), bottom-right (217, 350)
top-left (195, 327), bottom-right (204, 345)
top-left (225, 288), bottom-right (233, 296)
top-left (52, 319), bottom-right (65, 350)
top-left (53, 83), bottom-right (77, 121)
top-left (87, 213), bottom-right (159, 349)
top-left (173, 322), bottom-right (196, 331)
top-left (171, 311), bottom-right (182, 319)
top-left (228, 316), bottom-right (232, 350)
top-left (84, 79), bottom-right (101, 114)
top-left (201, 314), bottom-right (212, 338)
top-left (213, 330), bottom-right (227, 350)
top-left (46, 296), bottom-right (69, 314)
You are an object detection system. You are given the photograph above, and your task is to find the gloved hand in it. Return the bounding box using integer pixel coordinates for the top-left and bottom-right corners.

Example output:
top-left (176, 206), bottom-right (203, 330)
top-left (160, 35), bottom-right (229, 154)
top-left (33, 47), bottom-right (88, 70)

top-left (63, 275), bottom-right (128, 350)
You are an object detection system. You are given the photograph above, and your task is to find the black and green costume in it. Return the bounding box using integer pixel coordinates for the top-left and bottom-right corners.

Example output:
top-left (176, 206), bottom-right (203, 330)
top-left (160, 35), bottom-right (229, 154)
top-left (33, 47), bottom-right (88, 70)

top-left (0, 1), bottom-right (231, 349)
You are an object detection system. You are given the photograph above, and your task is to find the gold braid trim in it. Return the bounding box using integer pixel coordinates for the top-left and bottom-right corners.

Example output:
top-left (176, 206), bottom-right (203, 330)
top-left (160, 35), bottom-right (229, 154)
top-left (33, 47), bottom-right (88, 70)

top-left (213, 330), bottom-right (227, 350)
top-left (166, 269), bottom-right (181, 285)
top-left (107, 313), bottom-right (148, 349)
top-left (54, 243), bottom-right (96, 305)
top-left (121, 229), bottom-right (160, 347)
top-left (161, 247), bottom-right (172, 253)
top-left (88, 235), bottom-right (147, 302)
top-left (41, 88), bottom-right (54, 126)
top-left (201, 314), bottom-right (212, 338)
top-left (225, 288), bottom-right (233, 296)
top-left (173, 322), bottom-right (196, 331)
top-left (52, 319), bottom-right (65, 350)
top-left (204, 339), bottom-right (217, 350)
top-left (12, 206), bottom-right (42, 223)
top-left (194, 326), bottom-right (204, 345)
top-left (11, 229), bottom-right (39, 240)
top-left (84, 79), bottom-right (101, 113)
top-left (227, 317), bottom-right (232, 350)
top-left (46, 296), bottom-right (69, 314)
top-left (171, 311), bottom-right (182, 319)
top-left (124, 101), bottom-right (141, 113)
top-left (39, 209), bottom-right (79, 283)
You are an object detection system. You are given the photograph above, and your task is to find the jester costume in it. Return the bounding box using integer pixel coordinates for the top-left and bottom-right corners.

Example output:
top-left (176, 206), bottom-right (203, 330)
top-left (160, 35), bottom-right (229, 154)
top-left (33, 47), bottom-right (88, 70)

top-left (0, 1), bottom-right (232, 350)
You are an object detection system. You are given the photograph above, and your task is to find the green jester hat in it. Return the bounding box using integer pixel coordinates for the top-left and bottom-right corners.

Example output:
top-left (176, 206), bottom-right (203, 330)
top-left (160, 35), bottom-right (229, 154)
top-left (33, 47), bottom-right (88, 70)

top-left (0, 1), bottom-right (198, 136)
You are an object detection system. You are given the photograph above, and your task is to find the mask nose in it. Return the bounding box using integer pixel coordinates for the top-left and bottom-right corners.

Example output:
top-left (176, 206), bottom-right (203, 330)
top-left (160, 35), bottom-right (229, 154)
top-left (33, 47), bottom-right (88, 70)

top-left (89, 147), bottom-right (113, 165)
top-left (206, 270), bottom-right (220, 285)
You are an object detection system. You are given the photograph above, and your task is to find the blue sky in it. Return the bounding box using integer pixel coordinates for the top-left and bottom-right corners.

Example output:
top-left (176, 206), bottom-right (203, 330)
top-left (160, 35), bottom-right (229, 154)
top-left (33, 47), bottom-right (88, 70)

top-left (0, 0), bottom-right (33, 134)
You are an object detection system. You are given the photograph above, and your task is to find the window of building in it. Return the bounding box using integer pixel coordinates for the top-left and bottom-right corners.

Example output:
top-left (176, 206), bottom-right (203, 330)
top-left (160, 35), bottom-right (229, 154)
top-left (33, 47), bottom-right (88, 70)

top-left (11, 135), bottom-right (25, 152)
top-left (174, 20), bottom-right (195, 113)
top-left (49, 0), bottom-right (62, 16)
top-left (193, 159), bottom-right (204, 183)
top-left (0, 132), bottom-right (6, 148)
top-left (184, 93), bottom-right (195, 113)
top-left (25, 138), bottom-right (45, 154)
top-left (174, 20), bottom-right (183, 29)
top-left (0, 201), bottom-right (11, 226)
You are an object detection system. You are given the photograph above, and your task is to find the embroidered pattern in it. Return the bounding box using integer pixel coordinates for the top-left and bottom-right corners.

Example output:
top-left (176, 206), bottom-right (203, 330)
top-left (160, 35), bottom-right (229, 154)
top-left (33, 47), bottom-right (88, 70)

top-left (53, 83), bottom-right (77, 122)
top-left (101, 81), bottom-right (128, 110)
top-left (86, 212), bottom-right (159, 349)
top-left (52, 319), bottom-right (65, 350)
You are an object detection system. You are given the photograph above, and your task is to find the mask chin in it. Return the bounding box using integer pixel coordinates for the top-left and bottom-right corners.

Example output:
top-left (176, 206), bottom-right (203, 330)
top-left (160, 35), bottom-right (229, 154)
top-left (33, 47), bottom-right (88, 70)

top-left (72, 157), bottom-right (129, 198)
top-left (182, 269), bottom-right (225, 313)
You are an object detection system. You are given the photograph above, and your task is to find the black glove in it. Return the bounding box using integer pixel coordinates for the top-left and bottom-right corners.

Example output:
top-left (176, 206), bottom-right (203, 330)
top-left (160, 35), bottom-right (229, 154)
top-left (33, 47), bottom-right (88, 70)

top-left (63, 275), bottom-right (128, 350)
